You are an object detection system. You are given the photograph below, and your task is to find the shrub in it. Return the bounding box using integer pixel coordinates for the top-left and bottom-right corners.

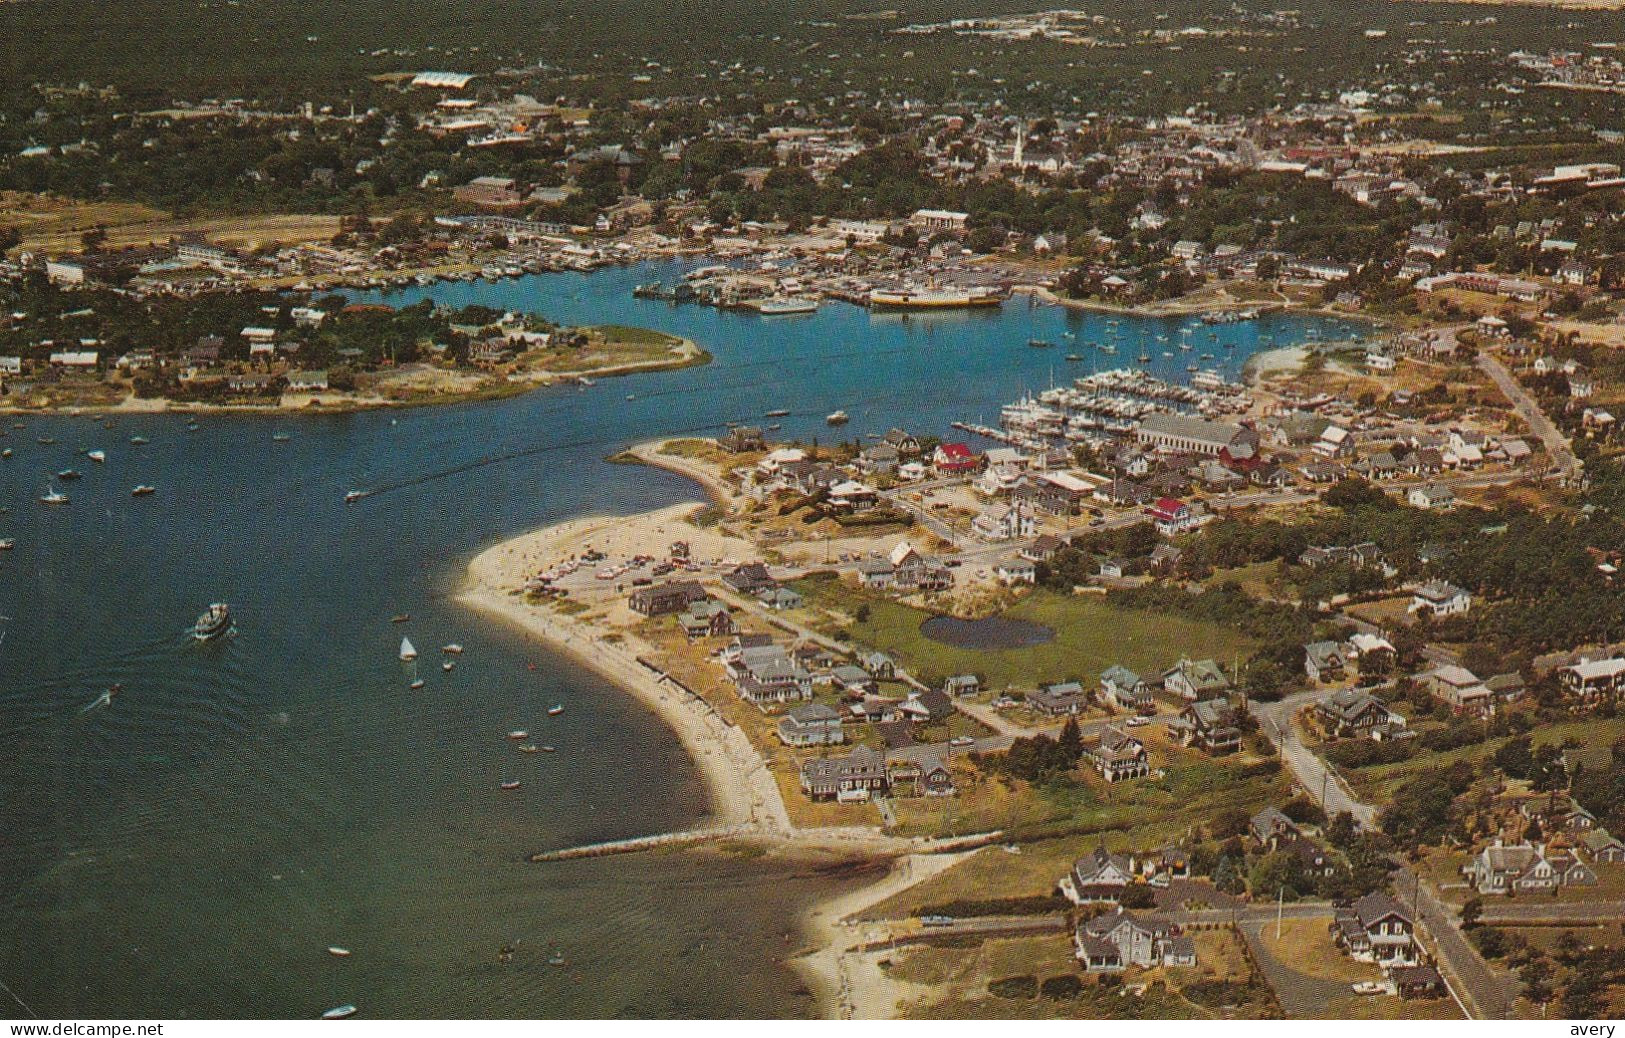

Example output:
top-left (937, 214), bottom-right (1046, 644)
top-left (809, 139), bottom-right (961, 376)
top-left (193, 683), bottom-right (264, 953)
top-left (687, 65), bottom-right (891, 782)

top-left (1040, 974), bottom-right (1084, 1000)
top-left (988, 975), bottom-right (1038, 999)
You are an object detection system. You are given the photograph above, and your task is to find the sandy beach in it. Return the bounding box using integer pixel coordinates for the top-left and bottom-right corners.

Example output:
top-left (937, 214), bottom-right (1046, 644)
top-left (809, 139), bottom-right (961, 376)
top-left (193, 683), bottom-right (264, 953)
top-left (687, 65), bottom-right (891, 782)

top-left (456, 470), bottom-right (1000, 1018)
top-left (794, 849), bottom-right (982, 1019)
top-left (458, 504), bottom-right (788, 834)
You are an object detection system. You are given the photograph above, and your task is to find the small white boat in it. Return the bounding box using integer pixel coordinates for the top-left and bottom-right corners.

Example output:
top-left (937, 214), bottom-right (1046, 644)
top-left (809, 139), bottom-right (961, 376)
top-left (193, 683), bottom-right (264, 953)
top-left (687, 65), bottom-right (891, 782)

top-left (500, 781), bottom-right (522, 791)
top-left (547, 704), bottom-right (564, 716)
top-left (506, 730), bottom-right (529, 740)
top-left (39, 485), bottom-right (68, 505)
top-left (273, 433), bottom-right (292, 443)
top-left (87, 449), bottom-right (105, 463)
top-left (321, 1004), bottom-right (357, 1020)
top-left (344, 490), bottom-right (366, 503)
top-left (442, 644), bottom-right (463, 655)
top-left (1, 449), bottom-right (10, 459)
top-left (129, 436), bottom-right (149, 445)
top-left (131, 485), bottom-right (156, 497)
top-left (326, 947), bottom-right (352, 958)
top-left (409, 678), bottom-right (425, 690)
top-left (442, 661), bottom-right (455, 672)
top-left (0, 538), bottom-right (13, 550)
top-left (826, 410), bottom-right (849, 426)
top-left (399, 637), bottom-right (417, 661)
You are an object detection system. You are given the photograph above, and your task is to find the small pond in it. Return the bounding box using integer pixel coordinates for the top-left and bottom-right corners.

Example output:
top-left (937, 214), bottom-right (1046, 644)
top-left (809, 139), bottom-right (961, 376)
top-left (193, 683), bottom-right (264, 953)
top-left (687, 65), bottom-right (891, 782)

top-left (919, 614), bottom-right (1056, 650)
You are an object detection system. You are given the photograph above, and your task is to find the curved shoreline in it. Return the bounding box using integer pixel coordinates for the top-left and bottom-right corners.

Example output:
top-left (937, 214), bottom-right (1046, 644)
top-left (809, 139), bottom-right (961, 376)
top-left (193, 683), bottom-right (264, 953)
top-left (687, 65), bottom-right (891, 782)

top-left (456, 503), bottom-right (789, 835)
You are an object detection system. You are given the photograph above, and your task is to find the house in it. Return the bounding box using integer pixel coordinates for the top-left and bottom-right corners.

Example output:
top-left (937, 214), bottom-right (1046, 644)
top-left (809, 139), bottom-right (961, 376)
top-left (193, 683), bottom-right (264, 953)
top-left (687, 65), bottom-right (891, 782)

top-left (1282, 833), bottom-right (1338, 877)
top-left (994, 557), bottom-right (1038, 585)
top-left (1347, 632), bottom-right (1398, 672)
top-left (1148, 543), bottom-right (1183, 576)
top-left (1022, 533), bottom-right (1065, 562)
top-left (1332, 892), bottom-right (1417, 967)
top-left (885, 746), bottom-right (955, 797)
top-left (862, 651), bottom-right (897, 679)
top-left (758, 586), bottom-right (804, 611)
top-left (1162, 658), bottom-right (1230, 701)
top-left (883, 428), bottom-right (922, 456)
top-left (972, 502), bottom-right (1035, 541)
top-left (831, 664), bottom-right (877, 696)
top-left (1408, 483), bottom-right (1456, 511)
top-left (721, 425), bottom-right (767, 453)
top-left (678, 599), bottom-right (735, 639)
top-left (776, 703), bottom-right (845, 747)
top-left (1063, 844), bottom-right (1136, 904)
top-left (1582, 830), bottom-right (1625, 864)
top-left (1148, 497), bottom-right (1197, 536)
top-left (1421, 665), bottom-right (1494, 717)
top-left (1137, 413), bottom-right (1259, 461)
top-left (733, 644), bottom-right (815, 706)
top-left (1170, 698), bottom-right (1241, 753)
top-left (1250, 806), bottom-right (1300, 849)
top-left (932, 442), bottom-right (980, 474)
top-left (857, 442), bottom-right (900, 475)
top-left (800, 745), bottom-right (888, 802)
top-left (1462, 842), bottom-right (1560, 895)
top-left (942, 674), bottom-right (981, 697)
top-left (1101, 664), bottom-right (1153, 712)
top-left (1314, 689), bottom-right (1393, 739)
top-left (628, 580), bottom-right (707, 616)
top-left (1029, 681), bottom-right (1089, 716)
top-left (721, 562), bottom-right (776, 595)
top-left (1409, 580), bottom-right (1470, 617)
top-left (1304, 640), bottom-right (1349, 684)
top-left (1560, 656), bottom-right (1625, 700)
top-left (899, 690), bottom-right (954, 724)
top-left (1082, 726), bottom-right (1150, 782)
top-left (1074, 908), bottom-right (1192, 971)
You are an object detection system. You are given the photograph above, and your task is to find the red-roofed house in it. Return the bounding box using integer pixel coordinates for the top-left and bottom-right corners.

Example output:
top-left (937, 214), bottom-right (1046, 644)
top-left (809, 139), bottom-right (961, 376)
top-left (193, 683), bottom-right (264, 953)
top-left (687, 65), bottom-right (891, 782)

top-left (932, 442), bottom-right (981, 475)
top-left (1148, 497), bottom-right (1196, 535)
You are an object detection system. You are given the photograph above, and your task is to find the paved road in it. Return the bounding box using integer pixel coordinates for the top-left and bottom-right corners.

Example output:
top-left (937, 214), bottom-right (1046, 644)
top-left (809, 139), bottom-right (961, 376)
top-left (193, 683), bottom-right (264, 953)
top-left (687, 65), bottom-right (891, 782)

top-left (1397, 866), bottom-right (1511, 1020)
top-left (1473, 343), bottom-right (1582, 481)
top-left (1251, 693), bottom-right (1507, 1019)
top-left (1250, 691), bottom-right (1377, 829)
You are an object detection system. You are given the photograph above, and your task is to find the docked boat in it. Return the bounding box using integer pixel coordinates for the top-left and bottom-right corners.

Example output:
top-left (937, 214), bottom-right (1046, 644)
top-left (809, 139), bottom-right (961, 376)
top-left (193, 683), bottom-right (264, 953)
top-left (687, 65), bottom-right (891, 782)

top-left (869, 288), bottom-right (1004, 309)
top-left (825, 410), bottom-right (849, 426)
top-left (321, 1005), bottom-right (357, 1020)
top-left (1028, 339), bottom-right (1053, 349)
top-left (193, 602), bottom-right (232, 641)
top-left (131, 485), bottom-right (156, 497)
top-left (756, 296), bottom-right (818, 315)
top-left (1065, 354), bottom-right (1084, 362)
top-left (39, 486), bottom-right (68, 505)
top-left (547, 704), bottom-right (564, 716)
top-left (399, 637), bottom-right (417, 661)
top-left (87, 450), bottom-right (105, 463)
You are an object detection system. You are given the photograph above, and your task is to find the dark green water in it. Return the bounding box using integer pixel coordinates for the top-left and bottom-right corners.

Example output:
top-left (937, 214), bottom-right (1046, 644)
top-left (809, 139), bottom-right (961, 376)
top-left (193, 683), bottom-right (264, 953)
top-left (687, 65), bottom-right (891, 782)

top-left (0, 261), bottom-right (1360, 1017)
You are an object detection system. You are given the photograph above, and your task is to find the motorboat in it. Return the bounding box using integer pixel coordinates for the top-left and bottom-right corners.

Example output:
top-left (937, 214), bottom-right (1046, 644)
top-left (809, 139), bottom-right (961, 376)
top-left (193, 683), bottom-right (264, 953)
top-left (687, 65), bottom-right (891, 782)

top-left (825, 410), bottom-right (849, 426)
top-left (87, 450), bottom-right (105, 463)
top-left (442, 644), bottom-right (463, 655)
top-left (57, 469), bottom-right (82, 480)
top-left (500, 781), bottom-right (522, 791)
top-left (321, 1005), bottom-right (357, 1020)
top-left (344, 490), bottom-right (366, 503)
top-left (327, 947), bottom-right (352, 958)
top-left (39, 486), bottom-right (68, 505)
top-left (506, 730), bottom-right (529, 741)
top-left (131, 485), bottom-right (156, 497)
top-left (547, 704), bottom-right (564, 716)
top-left (194, 602), bottom-right (232, 640)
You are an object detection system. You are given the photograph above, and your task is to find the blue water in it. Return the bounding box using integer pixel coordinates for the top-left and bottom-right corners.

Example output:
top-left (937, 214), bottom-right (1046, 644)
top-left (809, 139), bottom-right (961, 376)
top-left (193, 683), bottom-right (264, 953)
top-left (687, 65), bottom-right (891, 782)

top-left (0, 260), bottom-right (1359, 1018)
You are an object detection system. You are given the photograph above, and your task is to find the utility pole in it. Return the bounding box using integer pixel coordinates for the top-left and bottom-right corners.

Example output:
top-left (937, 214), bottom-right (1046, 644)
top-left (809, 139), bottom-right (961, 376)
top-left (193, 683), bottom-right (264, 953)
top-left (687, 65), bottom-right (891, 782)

top-left (1276, 885), bottom-right (1285, 940)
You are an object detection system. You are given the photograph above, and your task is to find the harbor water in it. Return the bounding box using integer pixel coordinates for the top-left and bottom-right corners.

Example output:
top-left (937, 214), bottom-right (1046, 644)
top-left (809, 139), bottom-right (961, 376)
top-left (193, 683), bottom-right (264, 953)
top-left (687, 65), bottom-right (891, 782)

top-left (0, 260), bottom-right (1363, 1017)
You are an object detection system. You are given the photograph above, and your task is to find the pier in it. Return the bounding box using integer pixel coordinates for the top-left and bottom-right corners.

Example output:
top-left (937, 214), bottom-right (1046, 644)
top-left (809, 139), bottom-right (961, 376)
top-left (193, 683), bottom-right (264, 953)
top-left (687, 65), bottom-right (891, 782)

top-left (529, 823), bottom-right (755, 862)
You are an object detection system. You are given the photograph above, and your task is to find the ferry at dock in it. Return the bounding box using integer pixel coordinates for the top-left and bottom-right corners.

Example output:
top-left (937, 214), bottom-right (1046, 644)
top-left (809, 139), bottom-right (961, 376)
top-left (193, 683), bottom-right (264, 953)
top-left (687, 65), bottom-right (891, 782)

top-left (868, 287), bottom-right (1004, 309)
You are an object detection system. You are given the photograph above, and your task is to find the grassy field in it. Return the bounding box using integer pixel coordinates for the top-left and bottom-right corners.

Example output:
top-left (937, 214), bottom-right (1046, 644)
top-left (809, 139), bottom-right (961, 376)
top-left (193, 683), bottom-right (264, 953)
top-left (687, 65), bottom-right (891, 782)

top-left (1, 192), bottom-right (343, 255)
top-left (793, 579), bottom-right (1258, 690)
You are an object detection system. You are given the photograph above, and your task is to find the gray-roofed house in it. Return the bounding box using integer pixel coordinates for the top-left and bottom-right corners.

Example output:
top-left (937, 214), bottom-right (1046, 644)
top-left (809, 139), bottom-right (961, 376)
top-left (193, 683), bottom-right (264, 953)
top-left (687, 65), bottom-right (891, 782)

top-left (1100, 664), bottom-right (1152, 712)
top-left (799, 744), bottom-right (888, 802)
top-left (1162, 658), bottom-right (1230, 701)
top-left (1304, 640), bottom-right (1349, 684)
top-left (1170, 698), bottom-right (1241, 754)
top-left (1314, 689), bottom-right (1392, 739)
top-left (1082, 725), bottom-right (1150, 782)
top-left (776, 703), bottom-right (845, 747)
top-left (1029, 681), bottom-right (1089, 716)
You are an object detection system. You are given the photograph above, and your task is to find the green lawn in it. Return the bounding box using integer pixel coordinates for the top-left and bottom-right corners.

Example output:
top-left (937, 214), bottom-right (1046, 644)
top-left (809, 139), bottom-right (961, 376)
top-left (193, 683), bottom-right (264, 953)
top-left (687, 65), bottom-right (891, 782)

top-left (793, 578), bottom-right (1257, 690)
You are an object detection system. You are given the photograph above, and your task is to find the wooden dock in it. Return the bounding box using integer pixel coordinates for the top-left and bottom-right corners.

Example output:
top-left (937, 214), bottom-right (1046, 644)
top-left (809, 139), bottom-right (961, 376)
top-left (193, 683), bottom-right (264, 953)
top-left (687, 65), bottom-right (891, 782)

top-left (529, 823), bottom-right (753, 863)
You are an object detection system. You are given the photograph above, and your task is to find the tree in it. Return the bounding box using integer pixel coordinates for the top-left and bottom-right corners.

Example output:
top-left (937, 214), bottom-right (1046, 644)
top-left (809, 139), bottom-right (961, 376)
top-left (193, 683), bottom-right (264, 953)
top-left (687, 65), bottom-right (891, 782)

top-left (854, 604), bottom-right (870, 624)
top-left (1495, 736), bottom-right (1534, 780)
top-left (1461, 896), bottom-right (1484, 928)
top-left (1058, 717), bottom-right (1082, 760)
top-left (1118, 885), bottom-right (1157, 909)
